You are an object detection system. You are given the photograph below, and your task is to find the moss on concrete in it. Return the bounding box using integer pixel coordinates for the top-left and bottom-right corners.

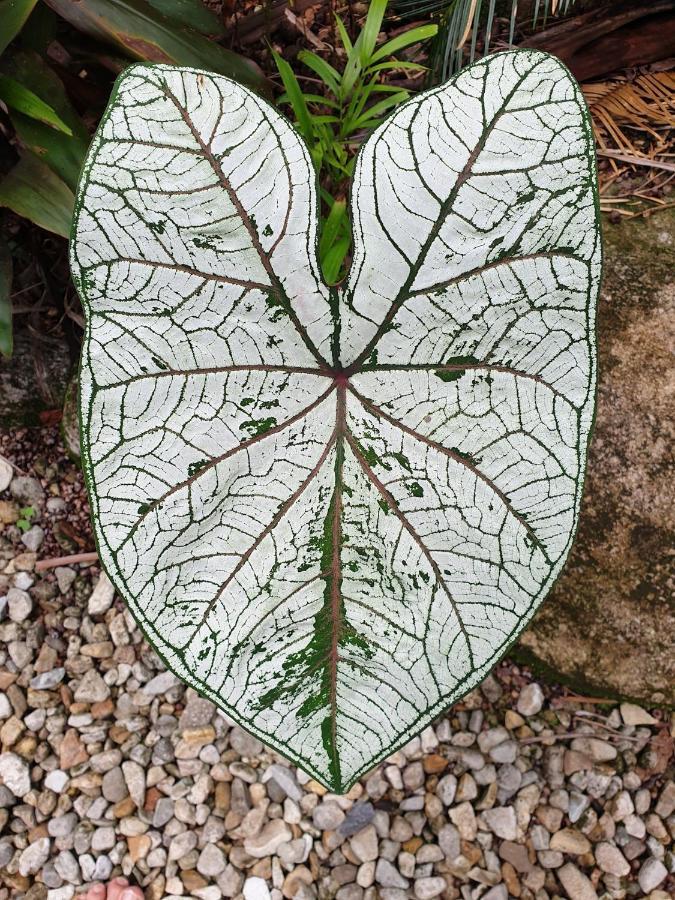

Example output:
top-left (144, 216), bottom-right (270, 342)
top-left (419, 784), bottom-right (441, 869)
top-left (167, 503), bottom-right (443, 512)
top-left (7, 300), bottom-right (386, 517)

top-left (518, 211), bottom-right (675, 706)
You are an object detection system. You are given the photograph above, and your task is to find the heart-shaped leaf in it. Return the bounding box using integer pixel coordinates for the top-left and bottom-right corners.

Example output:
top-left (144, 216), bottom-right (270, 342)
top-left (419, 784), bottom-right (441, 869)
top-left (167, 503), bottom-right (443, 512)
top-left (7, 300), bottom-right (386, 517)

top-left (71, 52), bottom-right (601, 791)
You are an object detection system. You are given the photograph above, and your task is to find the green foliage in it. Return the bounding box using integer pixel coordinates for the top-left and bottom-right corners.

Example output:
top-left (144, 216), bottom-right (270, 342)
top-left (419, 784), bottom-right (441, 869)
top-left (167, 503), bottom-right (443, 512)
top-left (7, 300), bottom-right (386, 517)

top-left (0, 0), bottom-right (266, 357)
top-left (16, 505), bottom-right (35, 532)
top-left (273, 0), bottom-right (436, 283)
top-left (394, 0), bottom-right (580, 80)
top-left (0, 240), bottom-right (12, 358)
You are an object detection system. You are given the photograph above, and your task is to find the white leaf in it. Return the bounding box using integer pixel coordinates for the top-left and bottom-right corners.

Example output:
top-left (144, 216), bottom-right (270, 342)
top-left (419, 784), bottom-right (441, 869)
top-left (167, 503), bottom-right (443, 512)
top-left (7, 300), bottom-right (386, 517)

top-left (71, 51), bottom-right (601, 791)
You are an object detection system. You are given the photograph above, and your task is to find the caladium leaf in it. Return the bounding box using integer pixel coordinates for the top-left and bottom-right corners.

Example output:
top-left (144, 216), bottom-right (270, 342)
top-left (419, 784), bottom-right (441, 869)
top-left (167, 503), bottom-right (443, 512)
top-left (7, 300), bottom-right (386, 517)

top-left (71, 52), bottom-right (601, 791)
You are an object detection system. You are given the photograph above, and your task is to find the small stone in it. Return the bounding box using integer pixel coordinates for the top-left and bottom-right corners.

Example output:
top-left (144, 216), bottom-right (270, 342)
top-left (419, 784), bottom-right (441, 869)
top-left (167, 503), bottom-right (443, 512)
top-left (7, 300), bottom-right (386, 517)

top-left (88, 572), bottom-right (115, 615)
top-left (10, 475), bottom-right (44, 508)
top-left (74, 670), bottom-right (110, 703)
top-left (313, 800), bottom-right (345, 831)
top-left (198, 843), bottom-right (226, 877)
top-left (44, 770), bottom-right (69, 793)
top-left (91, 827), bottom-right (115, 852)
top-left (243, 877), bottom-right (271, 900)
top-left (54, 850), bottom-right (80, 884)
top-left (230, 725), bottom-right (264, 756)
top-left (438, 823), bottom-right (460, 861)
top-left (339, 802), bottom-right (374, 836)
top-left (481, 887), bottom-right (507, 900)
top-left (350, 826), bottom-right (378, 863)
top-left (549, 828), bottom-right (591, 855)
top-left (0, 456), bottom-right (12, 492)
top-left (482, 806), bottom-right (518, 840)
top-left (557, 862), bottom-right (598, 900)
top-left (568, 792), bottom-right (590, 824)
top-left (620, 702), bottom-right (658, 726)
top-left (127, 835), bottom-right (151, 864)
top-left (413, 877), bottom-right (446, 899)
top-left (436, 773), bottom-right (457, 806)
top-left (7, 588), bottom-right (32, 622)
top-left (19, 838), bottom-right (51, 876)
top-left (569, 737), bottom-right (617, 762)
top-left (449, 802), bottom-right (477, 840)
top-left (168, 830), bottom-right (197, 861)
top-left (244, 819), bottom-right (292, 858)
top-left (422, 754), bottom-right (447, 774)
top-left (655, 781), bottom-right (675, 818)
top-left (499, 841), bottom-right (532, 873)
top-left (21, 525), bottom-right (44, 552)
top-left (262, 764), bottom-right (303, 802)
top-left (30, 668), bottom-right (65, 691)
top-left (0, 693), bottom-right (11, 718)
top-left (122, 760), bottom-right (146, 808)
top-left (516, 683), bottom-right (544, 717)
top-left (375, 859), bottom-right (409, 889)
top-left (0, 752), bottom-right (30, 796)
top-left (638, 858), bottom-right (667, 893)
top-left (55, 567), bottom-right (76, 594)
top-left (595, 842), bottom-right (630, 876)
top-left (102, 767), bottom-right (127, 803)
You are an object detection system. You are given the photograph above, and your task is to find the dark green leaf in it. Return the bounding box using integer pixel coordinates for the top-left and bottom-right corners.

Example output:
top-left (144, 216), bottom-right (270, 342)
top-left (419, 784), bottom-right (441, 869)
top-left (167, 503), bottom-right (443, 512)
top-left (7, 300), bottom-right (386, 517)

top-left (144, 0), bottom-right (225, 36)
top-left (0, 151), bottom-right (73, 236)
top-left (0, 74), bottom-right (72, 133)
top-left (0, 240), bottom-right (12, 358)
top-left (0, 0), bottom-right (38, 55)
top-left (1, 50), bottom-right (90, 190)
top-left (42, 0), bottom-right (267, 95)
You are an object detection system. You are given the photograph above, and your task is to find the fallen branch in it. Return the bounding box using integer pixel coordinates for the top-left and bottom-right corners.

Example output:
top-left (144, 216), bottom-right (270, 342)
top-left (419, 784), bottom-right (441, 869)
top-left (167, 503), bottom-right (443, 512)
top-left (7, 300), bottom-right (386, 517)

top-left (35, 551), bottom-right (99, 572)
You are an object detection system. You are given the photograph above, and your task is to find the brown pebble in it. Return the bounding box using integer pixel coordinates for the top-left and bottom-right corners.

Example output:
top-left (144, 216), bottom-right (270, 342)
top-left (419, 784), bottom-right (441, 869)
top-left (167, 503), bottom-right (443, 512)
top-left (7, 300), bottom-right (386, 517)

top-left (59, 729), bottom-right (88, 769)
top-left (423, 754), bottom-right (448, 774)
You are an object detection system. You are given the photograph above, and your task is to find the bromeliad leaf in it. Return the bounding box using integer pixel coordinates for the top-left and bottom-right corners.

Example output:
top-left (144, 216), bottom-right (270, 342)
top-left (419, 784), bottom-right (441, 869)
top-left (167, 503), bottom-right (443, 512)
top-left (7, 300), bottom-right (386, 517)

top-left (71, 52), bottom-right (601, 791)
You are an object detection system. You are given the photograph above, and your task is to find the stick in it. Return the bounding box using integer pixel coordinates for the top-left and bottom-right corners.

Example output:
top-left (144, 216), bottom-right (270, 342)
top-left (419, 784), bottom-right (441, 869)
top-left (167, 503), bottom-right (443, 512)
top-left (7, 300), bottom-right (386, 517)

top-left (35, 551), bottom-right (99, 572)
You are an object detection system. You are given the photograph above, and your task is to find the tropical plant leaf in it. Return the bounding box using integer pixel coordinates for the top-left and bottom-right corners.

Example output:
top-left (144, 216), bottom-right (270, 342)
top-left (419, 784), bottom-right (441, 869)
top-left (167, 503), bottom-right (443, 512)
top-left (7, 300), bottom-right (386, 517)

top-left (42, 0), bottom-right (267, 95)
top-left (1, 50), bottom-right (90, 191)
top-left (0, 0), bottom-right (38, 56)
top-left (0, 151), bottom-right (74, 237)
top-left (0, 240), bottom-right (13, 358)
top-left (70, 52), bottom-right (601, 791)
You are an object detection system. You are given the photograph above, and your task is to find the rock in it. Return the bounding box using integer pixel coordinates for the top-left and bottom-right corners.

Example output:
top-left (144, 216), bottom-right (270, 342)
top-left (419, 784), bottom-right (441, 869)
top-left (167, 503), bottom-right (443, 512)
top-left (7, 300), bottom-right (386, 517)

top-left (413, 877), bottom-right (446, 899)
top-left (261, 764), bottom-right (303, 802)
top-left (10, 474), bottom-right (45, 509)
top-left (140, 670), bottom-right (180, 696)
top-left (168, 831), bottom-right (197, 861)
top-left (557, 862), bottom-right (598, 900)
top-left (88, 573), bottom-right (115, 615)
top-left (482, 806), bottom-right (518, 841)
top-left (339, 802), bottom-right (374, 836)
top-left (313, 801), bottom-right (345, 831)
top-left (7, 588), bottom-right (32, 622)
top-left (55, 567), bottom-right (76, 594)
top-left (44, 770), bottom-right (69, 793)
top-left (655, 781), bottom-right (675, 818)
top-left (517, 212), bottom-right (675, 704)
top-left (517, 683), bottom-right (544, 717)
top-left (375, 859), bottom-right (409, 889)
top-left (638, 858), bottom-right (667, 893)
top-left (197, 843), bottom-right (226, 877)
top-left (569, 737), bottom-right (616, 762)
top-left (448, 802), bottom-right (477, 840)
top-left (349, 826), bottom-right (378, 863)
top-left (230, 726), bottom-right (264, 756)
top-left (549, 828), bottom-right (591, 855)
top-left (243, 877), bottom-right (271, 900)
top-left (595, 842), bottom-right (630, 876)
top-left (122, 760), bottom-right (145, 808)
top-left (0, 694), bottom-right (11, 718)
top-left (0, 456), bottom-right (12, 492)
top-left (73, 670), bottom-right (110, 704)
top-left (244, 819), bottom-right (292, 858)
top-left (102, 767), bottom-right (127, 802)
top-left (0, 752), bottom-right (30, 796)
top-left (620, 702), bottom-right (658, 725)
top-left (31, 668), bottom-right (65, 691)
top-left (19, 838), bottom-right (51, 876)
top-left (436, 773), bottom-right (457, 805)
top-left (21, 524), bottom-right (44, 551)
top-left (54, 850), bottom-right (80, 884)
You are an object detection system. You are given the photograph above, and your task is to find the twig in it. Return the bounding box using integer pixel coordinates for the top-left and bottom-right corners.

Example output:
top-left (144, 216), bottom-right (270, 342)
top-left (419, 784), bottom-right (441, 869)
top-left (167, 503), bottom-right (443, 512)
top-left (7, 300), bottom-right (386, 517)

top-left (519, 730), bottom-right (644, 746)
top-left (35, 551), bottom-right (99, 572)
top-left (596, 149), bottom-right (675, 172)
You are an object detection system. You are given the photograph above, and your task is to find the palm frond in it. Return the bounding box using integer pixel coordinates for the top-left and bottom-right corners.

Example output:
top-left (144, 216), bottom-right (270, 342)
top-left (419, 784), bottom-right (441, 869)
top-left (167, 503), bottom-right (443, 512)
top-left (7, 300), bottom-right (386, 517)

top-left (583, 73), bottom-right (675, 153)
top-left (393, 0), bottom-right (582, 81)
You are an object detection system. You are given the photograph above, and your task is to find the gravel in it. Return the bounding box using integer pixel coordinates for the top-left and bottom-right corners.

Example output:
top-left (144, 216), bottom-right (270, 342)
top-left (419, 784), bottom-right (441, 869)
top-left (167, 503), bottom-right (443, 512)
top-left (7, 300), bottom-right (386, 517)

top-left (0, 437), bottom-right (674, 899)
